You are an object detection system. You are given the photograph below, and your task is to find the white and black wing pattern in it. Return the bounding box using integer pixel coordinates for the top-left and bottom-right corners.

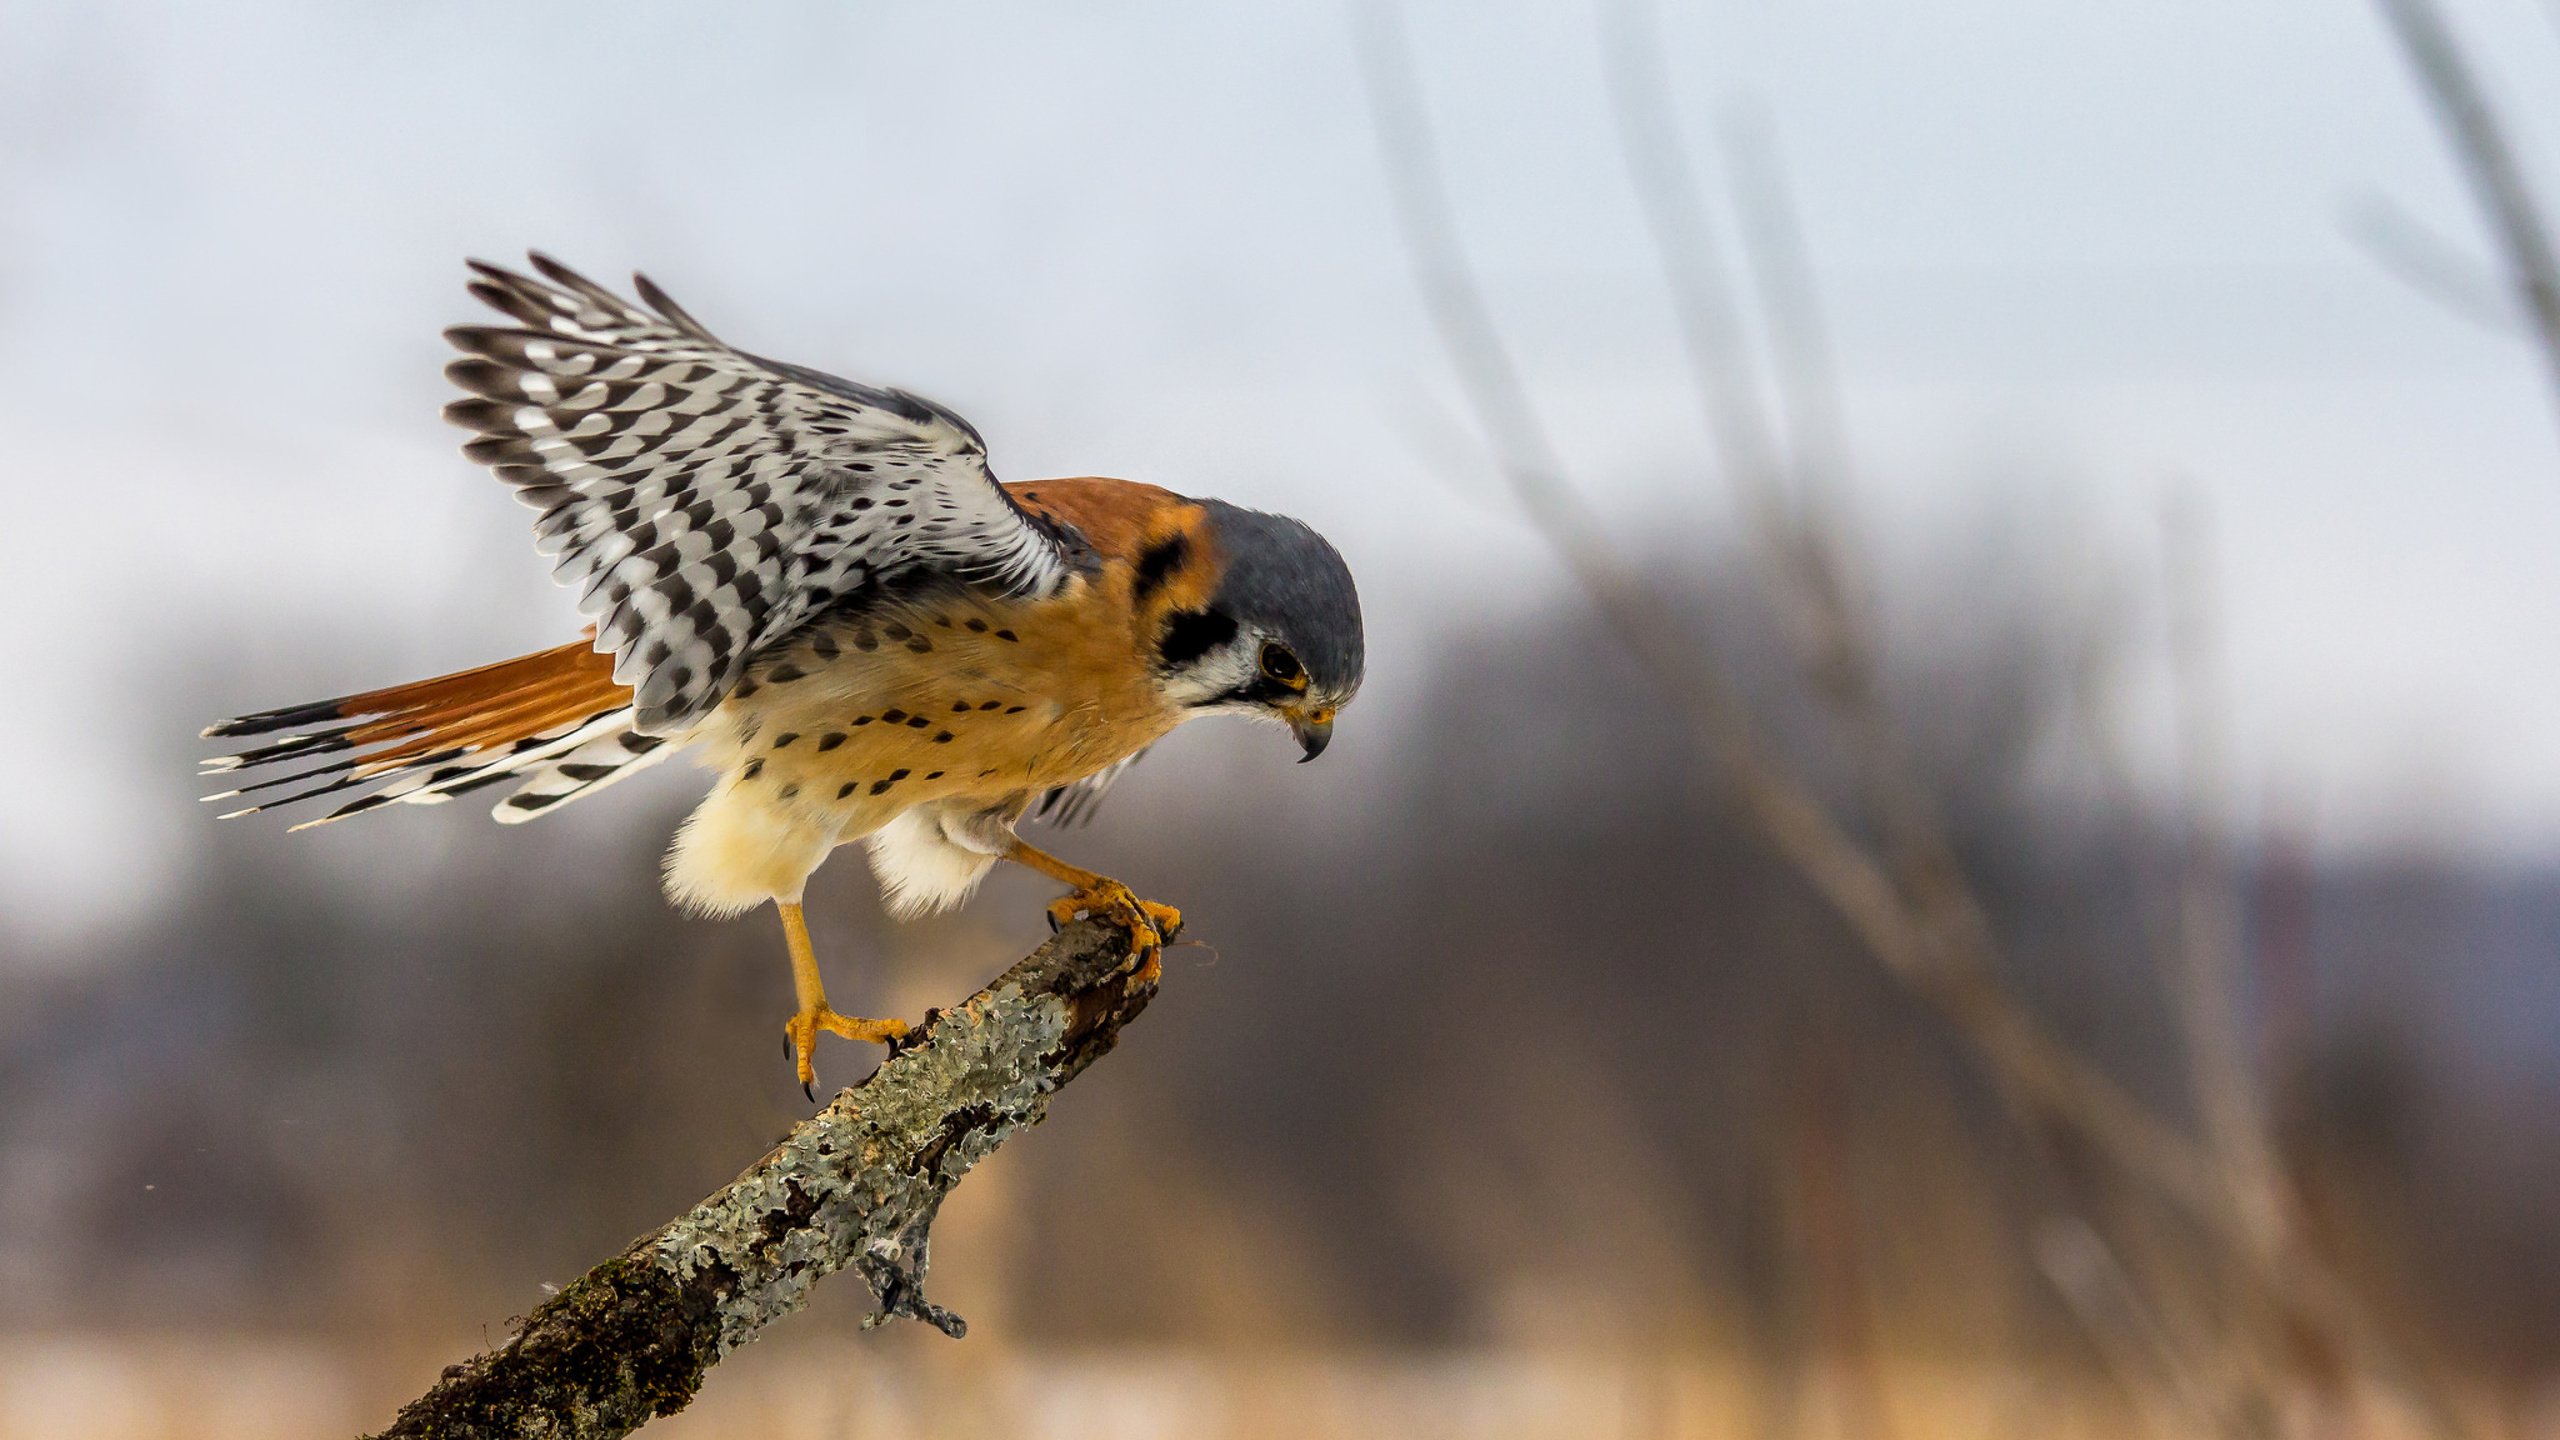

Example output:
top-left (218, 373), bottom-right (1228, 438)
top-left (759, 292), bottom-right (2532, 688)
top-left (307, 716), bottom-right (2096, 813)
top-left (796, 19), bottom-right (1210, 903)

top-left (1031, 748), bottom-right (1151, 827)
top-left (444, 254), bottom-right (1071, 734)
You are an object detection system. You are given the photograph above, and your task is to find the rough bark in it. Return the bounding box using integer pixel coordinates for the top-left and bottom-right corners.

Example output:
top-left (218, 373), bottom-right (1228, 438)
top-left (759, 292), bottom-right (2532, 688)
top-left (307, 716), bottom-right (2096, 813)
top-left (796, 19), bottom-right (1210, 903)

top-left (369, 919), bottom-right (1156, 1440)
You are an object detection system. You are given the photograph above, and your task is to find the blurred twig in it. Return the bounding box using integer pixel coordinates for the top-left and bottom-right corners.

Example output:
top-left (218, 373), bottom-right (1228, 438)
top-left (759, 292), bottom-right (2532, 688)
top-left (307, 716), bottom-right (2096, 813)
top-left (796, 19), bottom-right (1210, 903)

top-left (1595, 0), bottom-right (1786, 510)
top-left (1596, 1), bottom-right (1864, 705)
top-left (2162, 498), bottom-right (2289, 1256)
top-left (2374, 0), bottom-right (2560, 448)
top-left (1353, 7), bottom-right (2474, 1436)
top-left (1354, 0), bottom-right (2200, 1253)
top-left (2342, 192), bottom-right (2523, 335)
top-left (1602, 0), bottom-right (2000, 986)
top-left (2159, 495), bottom-right (2309, 1435)
top-left (1722, 101), bottom-right (1858, 501)
top-left (2035, 1217), bottom-right (2230, 1440)
top-left (369, 920), bottom-right (1156, 1440)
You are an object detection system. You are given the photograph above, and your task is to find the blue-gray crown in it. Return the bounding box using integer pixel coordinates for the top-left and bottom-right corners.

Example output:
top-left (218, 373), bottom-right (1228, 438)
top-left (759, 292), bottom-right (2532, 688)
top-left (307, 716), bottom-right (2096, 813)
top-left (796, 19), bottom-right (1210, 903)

top-left (1197, 499), bottom-right (1365, 702)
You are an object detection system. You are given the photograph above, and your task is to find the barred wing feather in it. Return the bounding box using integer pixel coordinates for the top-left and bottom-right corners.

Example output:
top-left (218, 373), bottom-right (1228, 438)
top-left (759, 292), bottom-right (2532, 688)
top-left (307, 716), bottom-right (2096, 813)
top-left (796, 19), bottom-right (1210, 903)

top-left (445, 254), bottom-right (1069, 734)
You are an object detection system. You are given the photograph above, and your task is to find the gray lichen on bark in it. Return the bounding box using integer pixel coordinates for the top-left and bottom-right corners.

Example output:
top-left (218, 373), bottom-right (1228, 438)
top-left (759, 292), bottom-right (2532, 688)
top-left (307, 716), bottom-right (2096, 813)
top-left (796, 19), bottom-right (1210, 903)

top-left (370, 918), bottom-right (1156, 1440)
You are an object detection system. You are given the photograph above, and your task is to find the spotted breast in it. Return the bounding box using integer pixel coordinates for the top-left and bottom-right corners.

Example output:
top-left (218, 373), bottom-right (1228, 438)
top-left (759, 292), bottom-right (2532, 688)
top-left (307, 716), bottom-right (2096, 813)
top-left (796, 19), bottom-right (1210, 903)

top-left (661, 478), bottom-right (1224, 919)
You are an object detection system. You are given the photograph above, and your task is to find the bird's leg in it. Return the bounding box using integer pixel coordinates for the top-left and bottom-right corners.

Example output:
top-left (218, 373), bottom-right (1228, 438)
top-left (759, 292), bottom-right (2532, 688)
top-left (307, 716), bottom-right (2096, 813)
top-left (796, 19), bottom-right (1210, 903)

top-left (777, 901), bottom-right (909, 1098)
top-left (1003, 839), bottom-right (1182, 984)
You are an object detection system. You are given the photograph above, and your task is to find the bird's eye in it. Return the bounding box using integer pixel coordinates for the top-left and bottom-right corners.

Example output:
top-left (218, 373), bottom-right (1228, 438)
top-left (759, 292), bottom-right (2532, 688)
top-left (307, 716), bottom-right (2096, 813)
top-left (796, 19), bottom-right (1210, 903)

top-left (1260, 642), bottom-right (1305, 688)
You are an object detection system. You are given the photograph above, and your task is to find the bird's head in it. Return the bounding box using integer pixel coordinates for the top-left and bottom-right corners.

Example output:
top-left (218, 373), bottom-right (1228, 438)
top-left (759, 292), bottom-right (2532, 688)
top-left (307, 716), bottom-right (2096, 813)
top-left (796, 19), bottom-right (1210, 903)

top-left (1154, 500), bottom-right (1364, 761)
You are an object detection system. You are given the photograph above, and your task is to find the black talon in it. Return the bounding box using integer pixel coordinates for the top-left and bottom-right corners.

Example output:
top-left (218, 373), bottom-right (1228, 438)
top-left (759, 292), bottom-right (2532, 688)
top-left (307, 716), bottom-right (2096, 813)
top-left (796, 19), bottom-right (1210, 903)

top-left (886, 1019), bottom-right (925, 1059)
top-left (1046, 910), bottom-right (1060, 934)
top-left (802, 1079), bottom-right (817, 1103)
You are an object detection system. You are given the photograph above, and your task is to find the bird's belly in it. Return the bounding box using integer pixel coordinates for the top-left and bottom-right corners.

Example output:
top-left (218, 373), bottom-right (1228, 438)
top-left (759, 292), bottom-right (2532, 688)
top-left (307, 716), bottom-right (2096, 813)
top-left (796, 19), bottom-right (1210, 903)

top-left (692, 597), bottom-right (1176, 828)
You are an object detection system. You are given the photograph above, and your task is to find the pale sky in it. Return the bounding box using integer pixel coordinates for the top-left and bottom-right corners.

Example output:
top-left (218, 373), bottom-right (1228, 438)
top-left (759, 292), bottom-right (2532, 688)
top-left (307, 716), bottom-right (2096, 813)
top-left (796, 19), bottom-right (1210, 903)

top-left (7, 0), bottom-right (2560, 939)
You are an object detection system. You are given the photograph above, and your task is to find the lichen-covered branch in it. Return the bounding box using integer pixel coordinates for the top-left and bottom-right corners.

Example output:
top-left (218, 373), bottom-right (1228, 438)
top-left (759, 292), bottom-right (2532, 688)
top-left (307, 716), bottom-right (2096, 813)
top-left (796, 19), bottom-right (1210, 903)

top-left (369, 919), bottom-right (1156, 1440)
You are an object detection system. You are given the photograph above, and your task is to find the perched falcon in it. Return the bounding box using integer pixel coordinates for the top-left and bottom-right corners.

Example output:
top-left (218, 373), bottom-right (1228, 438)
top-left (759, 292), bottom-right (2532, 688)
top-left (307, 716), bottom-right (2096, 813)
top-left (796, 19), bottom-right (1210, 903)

top-left (204, 254), bottom-right (1365, 1093)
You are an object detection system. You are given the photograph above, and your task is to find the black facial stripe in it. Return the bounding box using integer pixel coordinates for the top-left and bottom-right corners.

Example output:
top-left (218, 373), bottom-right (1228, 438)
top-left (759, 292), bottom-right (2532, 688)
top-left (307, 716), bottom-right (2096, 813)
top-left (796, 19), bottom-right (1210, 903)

top-left (1157, 607), bottom-right (1238, 671)
top-left (1132, 533), bottom-right (1190, 605)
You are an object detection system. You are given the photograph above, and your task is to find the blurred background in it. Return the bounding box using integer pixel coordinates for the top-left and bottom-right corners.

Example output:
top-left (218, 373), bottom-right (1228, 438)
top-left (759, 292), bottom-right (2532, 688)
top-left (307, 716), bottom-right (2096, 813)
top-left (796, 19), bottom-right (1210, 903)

top-left (5, 1), bottom-right (2560, 1436)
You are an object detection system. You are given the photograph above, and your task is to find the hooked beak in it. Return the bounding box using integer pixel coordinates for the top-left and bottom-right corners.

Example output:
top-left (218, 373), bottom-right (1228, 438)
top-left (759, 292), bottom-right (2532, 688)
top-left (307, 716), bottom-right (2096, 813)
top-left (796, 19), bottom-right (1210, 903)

top-left (1289, 706), bottom-right (1336, 763)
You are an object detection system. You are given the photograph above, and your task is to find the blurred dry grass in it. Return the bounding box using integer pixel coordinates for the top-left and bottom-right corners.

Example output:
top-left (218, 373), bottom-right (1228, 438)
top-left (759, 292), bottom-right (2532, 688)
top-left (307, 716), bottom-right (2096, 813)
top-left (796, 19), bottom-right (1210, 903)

top-left (4, 1336), bottom-right (2550, 1440)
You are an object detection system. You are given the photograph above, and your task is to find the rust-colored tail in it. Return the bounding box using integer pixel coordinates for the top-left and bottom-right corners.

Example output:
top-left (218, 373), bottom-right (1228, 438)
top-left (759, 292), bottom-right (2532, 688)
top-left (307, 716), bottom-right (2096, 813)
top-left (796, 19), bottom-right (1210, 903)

top-left (201, 640), bottom-right (666, 828)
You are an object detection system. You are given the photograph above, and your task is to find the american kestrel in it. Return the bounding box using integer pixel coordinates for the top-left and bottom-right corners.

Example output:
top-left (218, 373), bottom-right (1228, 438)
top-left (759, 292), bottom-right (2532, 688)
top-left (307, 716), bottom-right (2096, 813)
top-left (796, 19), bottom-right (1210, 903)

top-left (204, 255), bottom-right (1365, 1092)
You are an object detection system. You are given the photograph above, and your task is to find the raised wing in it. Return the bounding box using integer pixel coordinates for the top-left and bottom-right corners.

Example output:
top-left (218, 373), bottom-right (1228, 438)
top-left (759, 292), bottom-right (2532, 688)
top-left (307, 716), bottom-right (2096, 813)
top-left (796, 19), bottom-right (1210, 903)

top-left (445, 254), bottom-right (1071, 734)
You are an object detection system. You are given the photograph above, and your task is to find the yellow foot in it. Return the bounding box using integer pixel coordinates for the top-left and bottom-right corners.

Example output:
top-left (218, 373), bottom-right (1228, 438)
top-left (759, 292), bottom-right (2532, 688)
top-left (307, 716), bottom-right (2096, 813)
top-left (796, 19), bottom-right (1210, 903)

top-left (783, 1006), bottom-right (911, 1099)
top-left (1045, 881), bottom-right (1182, 985)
